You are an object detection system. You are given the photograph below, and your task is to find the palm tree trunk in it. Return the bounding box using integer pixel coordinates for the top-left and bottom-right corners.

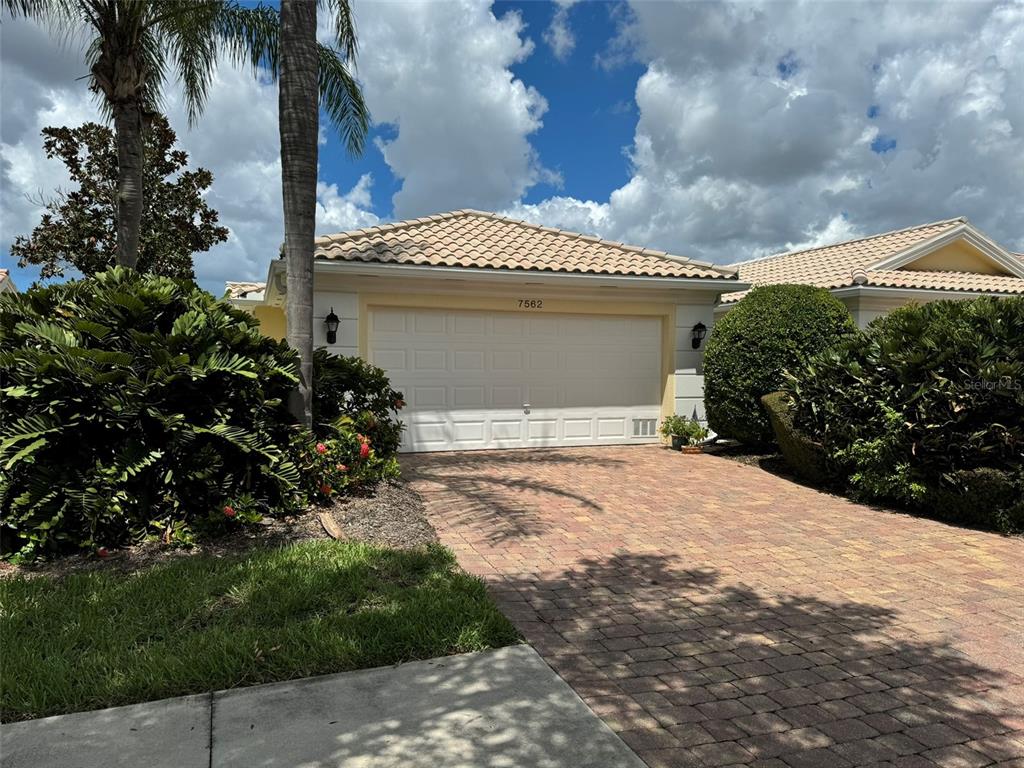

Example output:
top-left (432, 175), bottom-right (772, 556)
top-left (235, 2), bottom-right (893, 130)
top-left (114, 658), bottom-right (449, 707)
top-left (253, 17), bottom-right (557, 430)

top-left (279, 0), bottom-right (319, 427)
top-left (112, 102), bottom-right (144, 269)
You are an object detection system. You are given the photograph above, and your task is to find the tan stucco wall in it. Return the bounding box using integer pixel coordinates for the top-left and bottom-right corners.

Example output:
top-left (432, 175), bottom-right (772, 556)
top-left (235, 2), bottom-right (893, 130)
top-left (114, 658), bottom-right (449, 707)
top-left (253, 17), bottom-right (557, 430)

top-left (902, 240), bottom-right (1011, 275)
top-left (253, 305), bottom-right (287, 340)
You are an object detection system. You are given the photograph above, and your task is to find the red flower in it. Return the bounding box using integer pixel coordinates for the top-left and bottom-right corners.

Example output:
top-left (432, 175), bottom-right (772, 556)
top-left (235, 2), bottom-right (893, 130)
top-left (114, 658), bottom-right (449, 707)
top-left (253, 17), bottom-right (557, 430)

top-left (96, 547), bottom-right (109, 558)
top-left (320, 484), bottom-right (332, 495)
top-left (223, 505), bottom-right (236, 518)
top-left (359, 442), bottom-right (370, 459)
top-left (315, 442), bottom-right (327, 454)
top-left (336, 463), bottom-right (348, 472)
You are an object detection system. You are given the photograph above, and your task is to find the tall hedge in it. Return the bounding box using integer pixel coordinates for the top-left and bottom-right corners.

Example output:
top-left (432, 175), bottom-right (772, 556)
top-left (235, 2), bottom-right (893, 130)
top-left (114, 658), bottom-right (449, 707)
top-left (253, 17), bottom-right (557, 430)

top-left (0, 269), bottom-right (302, 557)
top-left (787, 296), bottom-right (1024, 531)
top-left (704, 284), bottom-right (856, 445)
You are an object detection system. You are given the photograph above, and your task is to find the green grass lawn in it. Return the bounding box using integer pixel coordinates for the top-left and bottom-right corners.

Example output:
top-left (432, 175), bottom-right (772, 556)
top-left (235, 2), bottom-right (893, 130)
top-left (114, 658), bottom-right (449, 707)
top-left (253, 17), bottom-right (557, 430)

top-left (0, 541), bottom-right (519, 721)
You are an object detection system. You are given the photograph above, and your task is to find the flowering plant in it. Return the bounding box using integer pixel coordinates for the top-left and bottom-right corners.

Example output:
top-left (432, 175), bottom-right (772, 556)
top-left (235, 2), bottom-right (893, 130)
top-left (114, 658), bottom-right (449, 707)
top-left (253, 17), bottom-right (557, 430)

top-left (290, 417), bottom-right (400, 504)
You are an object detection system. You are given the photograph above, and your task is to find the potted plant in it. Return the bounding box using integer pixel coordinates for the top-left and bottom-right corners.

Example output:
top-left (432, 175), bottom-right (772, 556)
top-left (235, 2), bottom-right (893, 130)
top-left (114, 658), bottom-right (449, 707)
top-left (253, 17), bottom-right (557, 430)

top-left (659, 415), bottom-right (709, 452)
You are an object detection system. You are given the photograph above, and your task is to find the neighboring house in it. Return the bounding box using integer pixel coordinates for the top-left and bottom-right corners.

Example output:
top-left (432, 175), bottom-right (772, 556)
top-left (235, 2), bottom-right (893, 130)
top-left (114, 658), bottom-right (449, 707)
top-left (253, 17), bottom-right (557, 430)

top-left (719, 217), bottom-right (1024, 327)
top-left (0, 269), bottom-right (18, 294)
top-left (228, 209), bottom-right (746, 452)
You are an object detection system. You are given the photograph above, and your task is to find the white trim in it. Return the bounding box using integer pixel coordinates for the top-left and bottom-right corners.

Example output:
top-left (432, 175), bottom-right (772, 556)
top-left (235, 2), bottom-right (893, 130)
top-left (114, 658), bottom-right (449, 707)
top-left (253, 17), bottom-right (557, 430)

top-left (869, 223), bottom-right (1024, 278)
top-left (716, 282), bottom-right (1022, 311)
top-left (831, 285), bottom-right (1022, 300)
top-left (311, 259), bottom-right (749, 292)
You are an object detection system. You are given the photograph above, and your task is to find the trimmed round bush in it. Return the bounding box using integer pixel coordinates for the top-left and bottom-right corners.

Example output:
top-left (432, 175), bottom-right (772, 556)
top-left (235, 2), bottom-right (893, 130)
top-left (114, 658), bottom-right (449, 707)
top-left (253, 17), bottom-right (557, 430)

top-left (787, 296), bottom-right (1024, 531)
top-left (704, 284), bottom-right (855, 446)
top-left (0, 268), bottom-right (302, 558)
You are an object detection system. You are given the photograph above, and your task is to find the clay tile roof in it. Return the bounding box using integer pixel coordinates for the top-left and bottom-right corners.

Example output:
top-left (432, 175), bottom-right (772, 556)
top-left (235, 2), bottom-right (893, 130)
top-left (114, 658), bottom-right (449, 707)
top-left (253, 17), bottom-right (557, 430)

top-left (313, 209), bottom-right (738, 280)
top-left (225, 281), bottom-right (266, 299)
top-left (721, 218), bottom-right (1024, 303)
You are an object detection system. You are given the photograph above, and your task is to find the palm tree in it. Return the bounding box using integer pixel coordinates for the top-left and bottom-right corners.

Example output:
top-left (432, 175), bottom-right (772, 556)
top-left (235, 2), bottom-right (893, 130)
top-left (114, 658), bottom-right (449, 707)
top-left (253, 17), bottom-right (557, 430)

top-left (277, 0), bottom-right (365, 427)
top-left (3, 0), bottom-right (367, 284)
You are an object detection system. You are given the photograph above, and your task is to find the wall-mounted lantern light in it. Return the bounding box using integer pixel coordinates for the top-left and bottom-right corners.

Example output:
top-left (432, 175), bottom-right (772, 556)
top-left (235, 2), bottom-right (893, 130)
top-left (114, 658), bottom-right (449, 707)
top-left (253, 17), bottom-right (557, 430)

top-left (325, 308), bottom-right (340, 344)
top-left (691, 322), bottom-right (707, 349)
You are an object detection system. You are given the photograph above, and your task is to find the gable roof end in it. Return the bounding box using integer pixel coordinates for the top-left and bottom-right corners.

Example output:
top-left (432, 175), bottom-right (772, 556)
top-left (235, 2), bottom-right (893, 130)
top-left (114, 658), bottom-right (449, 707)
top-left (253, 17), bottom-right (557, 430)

top-left (722, 218), bottom-right (1024, 303)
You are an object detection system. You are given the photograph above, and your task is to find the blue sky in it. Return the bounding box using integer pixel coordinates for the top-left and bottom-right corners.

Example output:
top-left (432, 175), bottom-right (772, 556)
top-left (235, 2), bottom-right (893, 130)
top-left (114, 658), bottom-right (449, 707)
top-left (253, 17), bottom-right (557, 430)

top-left (2, 1), bottom-right (1022, 294)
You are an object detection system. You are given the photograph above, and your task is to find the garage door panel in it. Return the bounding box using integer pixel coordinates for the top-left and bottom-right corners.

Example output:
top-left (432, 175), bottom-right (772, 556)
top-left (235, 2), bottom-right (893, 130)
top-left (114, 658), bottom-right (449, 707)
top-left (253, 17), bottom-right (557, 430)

top-left (563, 418), bottom-right (594, 439)
top-left (527, 419), bottom-right (558, 439)
top-left (492, 316), bottom-right (525, 337)
top-left (372, 310), bottom-right (406, 333)
top-left (411, 386), bottom-right (446, 408)
top-left (526, 386), bottom-right (559, 408)
top-left (452, 314), bottom-right (486, 335)
top-left (491, 419), bottom-right (523, 441)
top-left (412, 349), bottom-right (447, 371)
top-left (491, 350), bottom-right (523, 371)
top-left (453, 350), bottom-right (485, 371)
top-left (491, 386), bottom-right (523, 408)
top-left (413, 311), bottom-right (446, 334)
top-left (452, 420), bottom-right (486, 444)
top-left (598, 417), bottom-right (628, 438)
top-left (452, 386), bottom-right (485, 408)
top-left (372, 348), bottom-right (407, 371)
top-left (370, 308), bottom-right (662, 452)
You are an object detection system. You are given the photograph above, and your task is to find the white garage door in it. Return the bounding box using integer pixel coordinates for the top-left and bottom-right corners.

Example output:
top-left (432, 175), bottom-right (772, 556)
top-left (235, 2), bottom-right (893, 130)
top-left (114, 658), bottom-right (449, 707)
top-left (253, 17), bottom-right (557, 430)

top-left (368, 307), bottom-right (663, 452)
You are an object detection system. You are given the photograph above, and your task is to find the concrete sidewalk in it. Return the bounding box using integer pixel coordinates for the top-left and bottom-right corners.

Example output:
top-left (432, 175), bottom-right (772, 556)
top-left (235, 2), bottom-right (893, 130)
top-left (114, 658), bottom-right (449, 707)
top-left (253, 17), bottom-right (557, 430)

top-left (1, 645), bottom-right (645, 768)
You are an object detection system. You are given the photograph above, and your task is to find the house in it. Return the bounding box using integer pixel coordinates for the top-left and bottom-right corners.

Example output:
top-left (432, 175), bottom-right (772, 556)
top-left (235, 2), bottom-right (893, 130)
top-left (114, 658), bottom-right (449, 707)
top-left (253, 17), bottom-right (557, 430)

top-left (228, 209), bottom-right (747, 452)
top-left (718, 218), bottom-right (1024, 327)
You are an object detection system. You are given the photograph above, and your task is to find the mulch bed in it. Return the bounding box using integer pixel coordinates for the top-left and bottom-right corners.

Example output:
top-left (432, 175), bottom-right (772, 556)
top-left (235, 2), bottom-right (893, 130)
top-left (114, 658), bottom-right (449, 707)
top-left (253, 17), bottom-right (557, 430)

top-left (1, 480), bottom-right (437, 581)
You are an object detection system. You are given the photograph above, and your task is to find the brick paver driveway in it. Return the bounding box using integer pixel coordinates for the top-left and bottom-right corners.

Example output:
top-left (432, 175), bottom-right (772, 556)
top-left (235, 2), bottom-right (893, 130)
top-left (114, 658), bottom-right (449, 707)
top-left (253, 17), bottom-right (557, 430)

top-left (404, 446), bottom-right (1024, 768)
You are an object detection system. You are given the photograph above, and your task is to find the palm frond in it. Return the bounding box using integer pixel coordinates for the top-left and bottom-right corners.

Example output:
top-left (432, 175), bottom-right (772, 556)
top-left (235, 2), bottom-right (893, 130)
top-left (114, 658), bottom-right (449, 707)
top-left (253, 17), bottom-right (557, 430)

top-left (318, 45), bottom-right (368, 156)
top-left (320, 0), bottom-right (357, 63)
top-left (157, 1), bottom-right (222, 126)
top-left (215, 1), bottom-right (368, 154)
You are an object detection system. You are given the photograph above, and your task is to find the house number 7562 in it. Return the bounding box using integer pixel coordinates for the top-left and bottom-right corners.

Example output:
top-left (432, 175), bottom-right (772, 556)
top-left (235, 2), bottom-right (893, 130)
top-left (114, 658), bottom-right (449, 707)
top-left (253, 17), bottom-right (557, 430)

top-left (518, 299), bottom-right (543, 309)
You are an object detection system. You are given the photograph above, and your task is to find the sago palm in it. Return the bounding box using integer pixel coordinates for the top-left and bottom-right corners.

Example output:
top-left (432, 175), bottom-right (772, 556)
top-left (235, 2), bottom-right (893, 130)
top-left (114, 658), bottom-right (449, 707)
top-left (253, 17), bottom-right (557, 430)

top-left (3, 0), bottom-right (368, 279)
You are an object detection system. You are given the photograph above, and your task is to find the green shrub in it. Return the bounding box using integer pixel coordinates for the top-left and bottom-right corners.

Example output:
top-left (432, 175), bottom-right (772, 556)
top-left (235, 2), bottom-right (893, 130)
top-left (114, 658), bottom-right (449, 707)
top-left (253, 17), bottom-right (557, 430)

top-left (922, 468), bottom-right (1024, 533)
top-left (704, 284), bottom-right (855, 446)
top-left (787, 296), bottom-right (1024, 530)
top-left (290, 418), bottom-right (400, 504)
top-left (760, 392), bottom-right (831, 485)
top-left (0, 269), bottom-right (302, 558)
top-left (312, 348), bottom-right (405, 457)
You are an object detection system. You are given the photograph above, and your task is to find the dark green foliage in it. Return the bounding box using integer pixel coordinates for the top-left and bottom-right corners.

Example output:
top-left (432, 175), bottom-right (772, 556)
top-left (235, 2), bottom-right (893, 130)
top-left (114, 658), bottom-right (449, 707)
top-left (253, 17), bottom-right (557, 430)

top-left (0, 269), bottom-right (302, 557)
top-left (922, 468), bottom-right (1024, 532)
top-left (704, 284), bottom-right (856, 446)
top-left (760, 392), bottom-right (831, 485)
top-left (291, 420), bottom-right (400, 505)
top-left (10, 117), bottom-right (228, 280)
top-left (312, 348), bottom-right (405, 456)
top-left (787, 296), bottom-right (1024, 531)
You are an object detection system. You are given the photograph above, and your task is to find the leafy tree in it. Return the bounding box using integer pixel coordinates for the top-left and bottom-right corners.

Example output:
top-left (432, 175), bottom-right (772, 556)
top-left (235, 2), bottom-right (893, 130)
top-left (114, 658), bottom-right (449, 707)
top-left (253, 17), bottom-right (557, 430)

top-left (12, 116), bottom-right (228, 280)
top-left (3, 0), bottom-right (367, 277)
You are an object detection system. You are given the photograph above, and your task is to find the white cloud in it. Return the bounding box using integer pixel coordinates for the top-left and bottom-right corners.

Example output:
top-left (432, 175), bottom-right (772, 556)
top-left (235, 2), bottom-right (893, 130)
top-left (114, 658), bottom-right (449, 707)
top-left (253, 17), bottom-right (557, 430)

top-left (349, 0), bottom-right (552, 218)
top-left (0, 14), bottom-right (378, 292)
top-left (316, 174), bottom-right (381, 231)
top-left (544, 0), bottom-right (579, 61)
top-left (513, 0), bottom-right (1024, 262)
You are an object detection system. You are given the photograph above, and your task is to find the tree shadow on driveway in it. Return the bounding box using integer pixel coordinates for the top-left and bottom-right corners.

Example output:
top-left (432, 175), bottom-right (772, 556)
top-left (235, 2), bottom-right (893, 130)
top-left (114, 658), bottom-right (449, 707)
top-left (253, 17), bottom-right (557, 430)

top-left (486, 551), bottom-right (1024, 767)
top-left (402, 448), bottom-right (627, 544)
